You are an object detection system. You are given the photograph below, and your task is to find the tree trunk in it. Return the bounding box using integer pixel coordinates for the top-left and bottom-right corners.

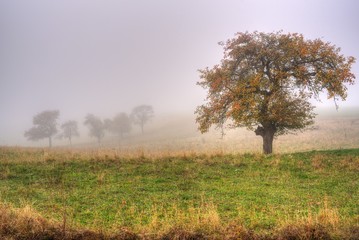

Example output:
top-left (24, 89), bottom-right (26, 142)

top-left (69, 128), bottom-right (72, 146)
top-left (262, 131), bottom-right (274, 154)
top-left (255, 125), bottom-right (276, 154)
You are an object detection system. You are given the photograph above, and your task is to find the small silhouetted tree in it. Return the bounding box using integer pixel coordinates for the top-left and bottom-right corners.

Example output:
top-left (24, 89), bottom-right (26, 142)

top-left (196, 31), bottom-right (355, 154)
top-left (106, 113), bottom-right (131, 139)
top-left (131, 105), bottom-right (154, 134)
top-left (24, 110), bottom-right (60, 148)
top-left (84, 114), bottom-right (105, 144)
top-left (59, 120), bottom-right (79, 146)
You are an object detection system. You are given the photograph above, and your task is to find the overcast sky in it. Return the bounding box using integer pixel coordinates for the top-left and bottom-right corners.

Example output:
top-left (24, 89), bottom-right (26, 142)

top-left (0, 0), bottom-right (358, 146)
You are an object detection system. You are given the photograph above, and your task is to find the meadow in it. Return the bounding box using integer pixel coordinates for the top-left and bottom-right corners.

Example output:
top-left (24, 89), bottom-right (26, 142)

top-left (0, 147), bottom-right (358, 239)
top-left (1, 110), bottom-right (359, 239)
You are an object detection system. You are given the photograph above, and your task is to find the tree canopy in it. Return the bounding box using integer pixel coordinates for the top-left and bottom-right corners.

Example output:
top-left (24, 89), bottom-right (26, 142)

top-left (131, 105), bottom-right (154, 134)
top-left (59, 120), bottom-right (79, 146)
top-left (24, 110), bottom-right (60, 148)
top-left (105, 113), bottom-right (131, 139)
top-left (84, 114), bottom-right (105, 144)
top-left (196, 31), bottom-right (355, 154)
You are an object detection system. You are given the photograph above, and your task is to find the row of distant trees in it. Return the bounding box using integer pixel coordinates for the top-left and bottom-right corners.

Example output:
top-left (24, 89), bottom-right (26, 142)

top-left (24, 105), bottom-right (154, 147)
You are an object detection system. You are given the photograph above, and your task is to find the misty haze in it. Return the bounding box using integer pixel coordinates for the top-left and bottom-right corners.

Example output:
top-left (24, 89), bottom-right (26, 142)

top-left (1, 0), bottom-right (358, 239)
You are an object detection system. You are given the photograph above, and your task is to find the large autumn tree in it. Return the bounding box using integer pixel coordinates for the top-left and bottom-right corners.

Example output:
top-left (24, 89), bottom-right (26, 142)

top-left (196, 31), bottom-right (355, 154)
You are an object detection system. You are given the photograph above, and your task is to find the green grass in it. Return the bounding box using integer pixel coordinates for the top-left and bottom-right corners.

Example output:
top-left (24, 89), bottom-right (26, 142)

top-left (0, 147), bottom-right (358, 238)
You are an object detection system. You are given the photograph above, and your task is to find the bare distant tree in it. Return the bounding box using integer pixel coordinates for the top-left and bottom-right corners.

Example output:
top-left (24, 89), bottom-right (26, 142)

top-left (24, 110), bottom-right (59, 148)
top-left (84, 114), bottom-right (105, 143)
top-left (105, 113), bottom-right (131, 139)
top-left (59, 120), bottom-right (79, 146)
top-left (131, 105), bottom-right (154, 134)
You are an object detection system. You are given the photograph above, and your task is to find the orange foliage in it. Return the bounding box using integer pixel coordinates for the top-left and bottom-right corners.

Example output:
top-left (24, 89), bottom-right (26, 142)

top-left (195, 31), bottom-right (356, 153)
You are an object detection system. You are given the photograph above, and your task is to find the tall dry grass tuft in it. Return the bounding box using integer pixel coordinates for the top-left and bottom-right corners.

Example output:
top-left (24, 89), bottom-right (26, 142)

top-left (113, 200), bottom-right (223, 237)
top-left (276, 198), bottom-right (344, 240)
top-left (277, 223), bottom-right (331, 240)
top-left (0, 203), bottom-right (59, 239)
top-left (317, 197), bottom-right (340, 229)
top-left (139, 201), bottom-right (223, 239)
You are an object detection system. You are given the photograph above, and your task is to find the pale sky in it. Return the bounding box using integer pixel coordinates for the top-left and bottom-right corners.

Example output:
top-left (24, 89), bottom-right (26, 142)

top-left (0, 0), bottom-right (358, 146)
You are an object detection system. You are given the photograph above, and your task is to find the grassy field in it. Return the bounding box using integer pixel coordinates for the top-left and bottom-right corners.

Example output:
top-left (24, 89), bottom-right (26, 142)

top-left (0, 147), bottom-right (358, 239)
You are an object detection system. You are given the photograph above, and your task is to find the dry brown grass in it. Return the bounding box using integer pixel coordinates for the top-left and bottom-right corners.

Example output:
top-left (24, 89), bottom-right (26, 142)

top-left (0, 146), bottom-right (227, 164)
top-left (0, 165), bottom-right (11, 180)
top-left (275, 197), bottom-right (356, 240)
top-left (0, 203), bottom-right (139, 240)
top-left (1, 199), bottom-right (358, 240)
top-left (339, 155), bottom-right (359, 171)
top-left (311, 154), bottom-right (326, 170)
top-left (0, 203), bottom-right (61, 239)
